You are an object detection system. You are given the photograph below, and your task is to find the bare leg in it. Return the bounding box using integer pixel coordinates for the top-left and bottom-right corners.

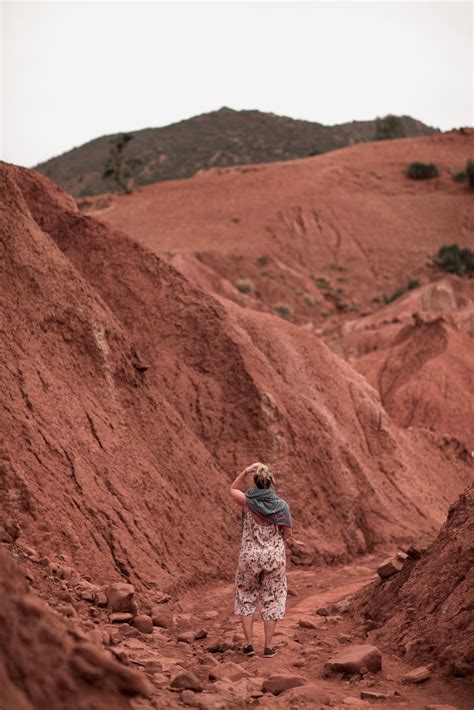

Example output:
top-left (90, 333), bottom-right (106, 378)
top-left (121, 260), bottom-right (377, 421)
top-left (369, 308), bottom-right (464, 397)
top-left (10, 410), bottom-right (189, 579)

top-left (263, 619), bottom-right (277, 648)
top-left (241, 614), bottom-right (254, 645)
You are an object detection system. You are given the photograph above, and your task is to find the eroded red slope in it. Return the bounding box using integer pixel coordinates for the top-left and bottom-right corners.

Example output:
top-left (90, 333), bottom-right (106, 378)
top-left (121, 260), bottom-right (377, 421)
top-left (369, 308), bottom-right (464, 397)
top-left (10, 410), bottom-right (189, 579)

top-left (1, 161), bottom-right (472, 599)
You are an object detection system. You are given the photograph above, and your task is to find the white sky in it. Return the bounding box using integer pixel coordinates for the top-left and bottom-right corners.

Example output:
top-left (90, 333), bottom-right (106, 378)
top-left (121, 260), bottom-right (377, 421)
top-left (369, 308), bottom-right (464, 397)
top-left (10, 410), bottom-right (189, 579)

top-left (1, 0), bottom-right (473, 168)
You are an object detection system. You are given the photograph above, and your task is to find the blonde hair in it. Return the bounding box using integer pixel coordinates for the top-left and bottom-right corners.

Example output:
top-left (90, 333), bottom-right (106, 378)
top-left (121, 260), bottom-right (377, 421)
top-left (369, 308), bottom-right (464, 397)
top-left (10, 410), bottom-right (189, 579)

top-left (253, 464), bottom-right (275, 490)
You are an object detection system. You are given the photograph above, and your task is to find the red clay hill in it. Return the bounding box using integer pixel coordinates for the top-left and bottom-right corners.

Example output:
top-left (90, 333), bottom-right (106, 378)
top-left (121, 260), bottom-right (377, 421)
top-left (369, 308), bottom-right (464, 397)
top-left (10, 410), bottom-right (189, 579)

top-left (91, 128), bottom-right (474, 450)
top-left (1, 159), bottom-right (471, 591)
top-left (91, 128), bottom-right (474, 331)
top-left (1, 158), bottom-right (473, 707)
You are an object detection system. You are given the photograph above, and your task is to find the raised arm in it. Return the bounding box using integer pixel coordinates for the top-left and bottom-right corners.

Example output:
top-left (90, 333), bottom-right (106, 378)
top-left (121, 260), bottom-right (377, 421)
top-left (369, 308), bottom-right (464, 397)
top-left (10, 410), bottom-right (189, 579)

top-left (230, 462), bottom-right (261, 507)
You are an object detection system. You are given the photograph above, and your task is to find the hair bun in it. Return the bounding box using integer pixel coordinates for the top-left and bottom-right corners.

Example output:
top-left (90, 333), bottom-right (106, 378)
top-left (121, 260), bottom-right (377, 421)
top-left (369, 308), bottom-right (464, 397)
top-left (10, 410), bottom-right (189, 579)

top-left (254, 464), bottom-right (275, 489)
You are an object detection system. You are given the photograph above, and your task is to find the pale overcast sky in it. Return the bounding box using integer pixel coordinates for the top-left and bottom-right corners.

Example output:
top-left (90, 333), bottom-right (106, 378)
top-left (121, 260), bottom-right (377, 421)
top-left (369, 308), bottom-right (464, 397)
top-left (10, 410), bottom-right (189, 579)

top-left (2, 0), bottom-right (473, 168)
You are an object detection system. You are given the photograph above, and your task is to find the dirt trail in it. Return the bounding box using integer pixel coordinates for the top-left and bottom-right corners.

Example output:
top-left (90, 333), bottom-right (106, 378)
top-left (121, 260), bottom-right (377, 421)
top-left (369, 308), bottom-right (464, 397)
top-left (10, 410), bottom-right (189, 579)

top-left (123, 553), bottom-right (473, 709)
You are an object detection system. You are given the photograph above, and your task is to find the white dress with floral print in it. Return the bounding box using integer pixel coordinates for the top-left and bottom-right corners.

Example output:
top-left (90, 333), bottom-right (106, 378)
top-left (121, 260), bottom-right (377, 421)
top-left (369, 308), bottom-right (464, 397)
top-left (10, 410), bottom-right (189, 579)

top-left (234, 508), bottom-right (287, 620)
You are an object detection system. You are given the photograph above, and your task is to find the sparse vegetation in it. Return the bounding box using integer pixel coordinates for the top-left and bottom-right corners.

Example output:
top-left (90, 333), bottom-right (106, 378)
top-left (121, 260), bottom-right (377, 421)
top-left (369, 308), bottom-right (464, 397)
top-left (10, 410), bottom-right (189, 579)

top-left (466, 159), bottom-right (474, 188)
top-left (273, 304), bottom-right (293, 320)
top-left (453, 171), bottom-right (466, 183)
top-left (435, 244), bottom-right (474, 276)
top-left (383, 278), bottom-right (421, 304)
top-left (374, 114), bottom-right (406, 141)
top-left (406, 162), bottom-right (439, 180)
top-left (311, 275), bottom-right (330, 289)
top-left (256, 256), bottom-right (270, 267)
top-left (236, 279), bottom-right (254, 294)
top-left (103, 133), bottom-right (135, 194)
top-left (303, 293), bottom-right (317, 308)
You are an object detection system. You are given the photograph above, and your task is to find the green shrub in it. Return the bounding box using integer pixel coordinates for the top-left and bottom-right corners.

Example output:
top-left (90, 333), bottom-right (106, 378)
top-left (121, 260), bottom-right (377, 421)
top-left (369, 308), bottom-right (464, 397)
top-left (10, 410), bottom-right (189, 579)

top-left (453, 171), bottom-right (466, 183)
top-left (435, 244), bottom-right (474, 276)
top-left (375, 114), bottom-right (406, 141)
top-left (466, 159), bottom-right (474, 188)
top-left (406, 162), bottom-right (439, 180)
top-left (303, 293), bottom-right (317, 307)
top-left (236, 279), bottom-right (253, 294)
top-left (383, 278), bottom-right (421, 304)
top-left (273, 304), bottom-right (293, 320)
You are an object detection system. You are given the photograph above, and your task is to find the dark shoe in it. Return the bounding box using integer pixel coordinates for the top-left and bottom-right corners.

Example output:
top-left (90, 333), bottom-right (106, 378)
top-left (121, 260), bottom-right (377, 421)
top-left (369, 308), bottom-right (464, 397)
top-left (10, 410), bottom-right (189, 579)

top-left (242, 644), bottom-right (256, 656)
top-left (264, 646), bottom-right (278, 658)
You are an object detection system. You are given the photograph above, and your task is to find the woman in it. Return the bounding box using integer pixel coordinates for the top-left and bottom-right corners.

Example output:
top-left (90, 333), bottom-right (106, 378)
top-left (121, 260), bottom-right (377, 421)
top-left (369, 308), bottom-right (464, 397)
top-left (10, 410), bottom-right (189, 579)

top-left (230, 462), bottom-right (292, 658)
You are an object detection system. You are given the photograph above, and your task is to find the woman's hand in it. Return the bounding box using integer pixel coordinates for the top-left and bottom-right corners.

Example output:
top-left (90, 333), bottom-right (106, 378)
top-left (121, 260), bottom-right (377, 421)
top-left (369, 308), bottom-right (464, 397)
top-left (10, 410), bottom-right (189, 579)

top-left (245, 462), bottom-right (262, 474)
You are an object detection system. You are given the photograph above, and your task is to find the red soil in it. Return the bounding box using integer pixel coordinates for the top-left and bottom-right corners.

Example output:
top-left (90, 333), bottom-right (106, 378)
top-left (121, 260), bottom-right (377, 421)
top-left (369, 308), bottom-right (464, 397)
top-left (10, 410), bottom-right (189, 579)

top-left (92, 129), bottom-right (474, 329)
top-left (349, 486), bottom-right (474, 679)
top-left (1, 153), bottom-right (473, 707)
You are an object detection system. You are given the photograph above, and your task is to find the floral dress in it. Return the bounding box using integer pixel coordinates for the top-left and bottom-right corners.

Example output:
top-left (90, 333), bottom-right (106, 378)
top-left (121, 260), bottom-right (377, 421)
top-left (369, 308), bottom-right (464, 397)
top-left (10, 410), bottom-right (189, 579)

top-left (234, 508), bottom-right (287, 620)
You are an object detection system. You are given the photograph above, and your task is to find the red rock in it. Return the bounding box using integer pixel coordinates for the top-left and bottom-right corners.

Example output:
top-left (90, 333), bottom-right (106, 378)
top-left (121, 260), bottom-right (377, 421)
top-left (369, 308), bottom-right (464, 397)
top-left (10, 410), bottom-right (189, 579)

top-left (170, 669), bottom-right (202, 691)
top-left (360, 689), bottom-right (398, 699)
top-left (316, 606), bottom-right (329, 616)
top-left (324, 645), bottom-right (382, 675)
top-left (131, 614), bottom-right (153, 634)
top-left (207, 640), bottom-right (233, 653)
top-left (262, 674), bottom-right (306, 695)
top-left (109, 612), bottom-right (132, 624)
top-left (178, 630), bottom-right (196, 643)
top-left (106, 582), bottom-right (136, 613)
top-left (151, 609), bottom-right (173, 628)
top-left (209, 661), bottom-right (251, 682)
top-left (71, 642), bottom-right (153, 696)
top-left (94, 591), bottom-right (108, 607)
top-left (376, 558), bottom-right (404, 579)
top-left (298, 618), bottom-right (323, 629)
top-left (194, 628), bottom-right (208, 640)
top-left (401, 665), bottom-right (431, 683)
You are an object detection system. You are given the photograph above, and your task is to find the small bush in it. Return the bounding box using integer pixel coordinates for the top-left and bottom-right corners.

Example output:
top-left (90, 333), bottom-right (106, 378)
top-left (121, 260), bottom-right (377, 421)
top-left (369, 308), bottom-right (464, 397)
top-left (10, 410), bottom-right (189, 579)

top-left (311, 275), bottom-right (330, 289)
top-left (273, 304), bottom-right (293, 320)
top-left (453, 171), bottom-right (466, 183)
top-left (383, 286), bottom-right (406, 304)
top-left (382, 278), bottom-right (421, 304)
top-left (435, 244), bottom-right (474, 276)
top-left (406, 162), bottom-right (439, 180)
top-left (466, 159), bottom-right (474, 188)
top-left (236, 279), bottom-right (253, 294)
top-left (375, 114), bottom-right (406, 141)
top-left (303, 293), bottom-right (317, 308)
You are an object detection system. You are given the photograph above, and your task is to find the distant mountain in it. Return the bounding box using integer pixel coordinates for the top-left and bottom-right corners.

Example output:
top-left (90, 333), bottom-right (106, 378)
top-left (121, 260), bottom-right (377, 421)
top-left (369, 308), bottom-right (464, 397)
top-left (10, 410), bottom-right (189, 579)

top-left (34, 107), bottom-right (439, 197)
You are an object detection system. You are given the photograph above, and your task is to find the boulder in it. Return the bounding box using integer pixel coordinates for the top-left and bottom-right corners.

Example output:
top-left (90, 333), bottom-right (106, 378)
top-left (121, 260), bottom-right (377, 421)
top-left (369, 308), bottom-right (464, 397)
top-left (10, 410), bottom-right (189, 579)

top-left (298, 618), bottom-right (323, 629)
top-left (170, 670), bottom-right (202, 691)
top-left (178, 630), bottom-right (196, 643)
top-left (262, 674), bottom-right (306, 695)
top-left (195, 628), bottom-right (208, 640)
top-left (316, 606), bottom-right (329, 616)
top-left (106, 582), bottom-right (136, 613)
top-left (402, 665), bottom-right (431, 683)
top-left (376, 558), bottom-right (404, 579)
top-left (324, 645), bottom-right (382, 675)
top-left (70, 642), bottom-right (152, 696)
top-left (209, 662), bottom-right (251, 682)
top-left (109, 612), bottom-right (132, 624)
top-left (151, 609), bottom-right (173, 628)
top-left (131, 614), bottom-right (153, 634)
